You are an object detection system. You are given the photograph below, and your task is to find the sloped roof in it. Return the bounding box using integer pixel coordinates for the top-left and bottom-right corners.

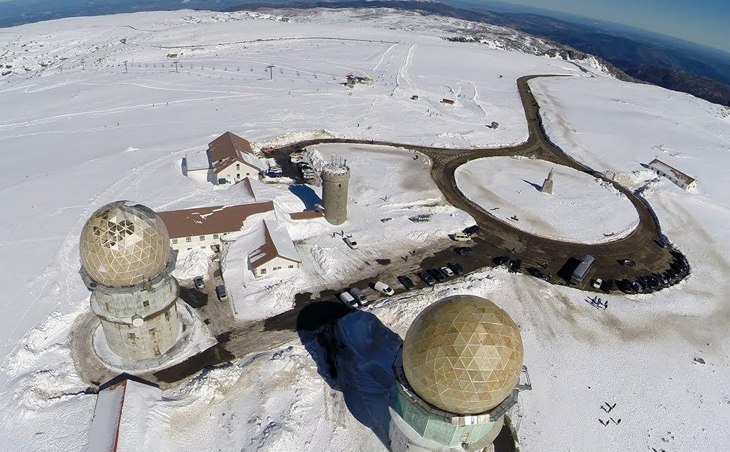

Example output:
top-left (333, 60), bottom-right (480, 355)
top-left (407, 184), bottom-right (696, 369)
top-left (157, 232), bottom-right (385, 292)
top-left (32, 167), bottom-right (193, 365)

top-left (649, 159), bottom-right (695, 185)
top-left (290, 210), bottom-right (324, 220)
top-left (249, 219), bottom-right (301, 268)
top-left (207, 131), bottom-right (262, 174)
top-left (86, 377), bottom-right (161, 452)
top-left (158, 201), bottom-right (274, 239)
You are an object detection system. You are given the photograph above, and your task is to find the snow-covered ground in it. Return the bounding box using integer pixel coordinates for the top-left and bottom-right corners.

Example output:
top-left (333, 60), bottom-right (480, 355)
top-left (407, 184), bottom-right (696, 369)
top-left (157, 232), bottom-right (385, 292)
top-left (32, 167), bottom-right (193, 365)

top-left (0, 7), bottom-right (728, 452)
top-left (456, 156), bottom-right (640, 243)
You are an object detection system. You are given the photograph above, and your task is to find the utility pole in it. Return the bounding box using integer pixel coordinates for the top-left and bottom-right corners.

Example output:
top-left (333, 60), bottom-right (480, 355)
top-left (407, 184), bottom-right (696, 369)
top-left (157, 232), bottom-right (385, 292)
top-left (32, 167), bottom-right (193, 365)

top-left (124, 61), bottom-right (128, 74)
top-left (266, 65), bottom-right (274, 81)
top-left (173, 61), bottom-right (179, 73)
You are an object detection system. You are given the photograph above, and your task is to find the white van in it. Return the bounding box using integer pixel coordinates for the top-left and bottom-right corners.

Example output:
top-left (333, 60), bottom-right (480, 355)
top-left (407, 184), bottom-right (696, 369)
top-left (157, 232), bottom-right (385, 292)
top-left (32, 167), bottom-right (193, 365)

top-left (374, 281), bottom-right (394, 296)
top-left (339, 291), bottom-right (358, 308)
top-left (453, 232), bottom-right (471, 242)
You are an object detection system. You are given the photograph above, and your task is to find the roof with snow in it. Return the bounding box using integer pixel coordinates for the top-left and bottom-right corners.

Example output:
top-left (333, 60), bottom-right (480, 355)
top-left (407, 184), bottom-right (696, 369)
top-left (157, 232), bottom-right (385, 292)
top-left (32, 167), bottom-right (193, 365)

top-left (648, 159), bottom-right (695, 185)
top-left (86, 377), bottom-right (161, 452)
top-left (158, 201), bottom-right (274, 238)
top-left (207, 131), bottom-right (263, 174)
top-left (240, 176), bottom-right (269, 201)
top-left (249, 219), bottom-right (301, 267)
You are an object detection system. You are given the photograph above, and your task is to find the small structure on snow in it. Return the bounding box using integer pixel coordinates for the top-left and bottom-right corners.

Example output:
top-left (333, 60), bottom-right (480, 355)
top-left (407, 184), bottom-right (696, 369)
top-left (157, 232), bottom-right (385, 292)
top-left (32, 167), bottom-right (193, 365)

top-left (441, 98), bottom-right (455, 105)
top-left (182, 131), bottom-right (265, 186)
top-left (541, 169), bottom-right (554, 194)
top-left (648, 158), bottom-right (696, 190)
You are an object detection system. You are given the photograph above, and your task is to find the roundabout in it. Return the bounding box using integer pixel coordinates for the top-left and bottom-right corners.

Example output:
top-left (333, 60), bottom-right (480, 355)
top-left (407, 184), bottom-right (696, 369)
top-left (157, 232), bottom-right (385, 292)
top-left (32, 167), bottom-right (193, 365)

top-left (455, 156), bottom-right (640, 244)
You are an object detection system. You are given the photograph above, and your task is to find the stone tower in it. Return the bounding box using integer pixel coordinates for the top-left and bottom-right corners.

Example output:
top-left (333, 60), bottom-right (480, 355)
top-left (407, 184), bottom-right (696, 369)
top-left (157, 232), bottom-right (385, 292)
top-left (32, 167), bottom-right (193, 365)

top-left (321, 159), bottom-right (351, 225)
top-left (79, 201), bottom-right (181, 362)
top-left (541, 169), bottom-right (554, 194)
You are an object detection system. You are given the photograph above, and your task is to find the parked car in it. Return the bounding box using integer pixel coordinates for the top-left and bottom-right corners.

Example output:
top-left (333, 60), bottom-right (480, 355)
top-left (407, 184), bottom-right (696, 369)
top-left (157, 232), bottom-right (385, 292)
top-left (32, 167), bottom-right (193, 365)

top-left (418, 271), bottom-right (436, 286)
top-left (454, 246), bottom-right (472, 256)
top-left (463, 225), bottom-right (480, 235)
top-left (591, 278), bottom-right (603, 289)
top-left (193, 276), bottom-right (205, 290)
top-left (428, 268), bottom-right (446, 281)
top-left (343, 236), bottom-right (358, 249)
top-left (619, 258), bottom-right (635, 267)
top-left (447, 262), bottom-right (464, 275)
top-left (349, 287), bottom-right (368, 306)
top-left (339, 291), bottom-right (358, 308)
top-left (600, 279), bottom-right (614, 292)
top-left (508, 259), bottom-right (522, 272)
top-left (527, 267), bottom-right (548, 280)
top-left (374, 281), bottom-right (394, 296)
top-left (453, 232), bottom-right (471, 242)
top-left (397, 275), bottom-right (416, 290)
top-left (493, 256), bottom-right (510, 266)
top-left (440, 266), bottom-right (454, 277)
top-left (215, 284), bottom-right (227, 301)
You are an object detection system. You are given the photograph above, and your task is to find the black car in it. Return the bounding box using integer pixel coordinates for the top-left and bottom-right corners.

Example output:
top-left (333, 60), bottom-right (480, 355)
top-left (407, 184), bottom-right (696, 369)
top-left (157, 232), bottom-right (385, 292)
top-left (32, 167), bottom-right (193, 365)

top-left (429, 268), bottom-right (446, 281)
top-left (463, 225), bottom-right (480, 235)
top-left (600, 279), bottom-right (614, 292)
top-left (418, 271), bottom-right (436, 286)
top-left (508, 259), bottom-right (522, 272)
top-left (447, 262), bottom-right (464, 275)
top-left (526, 267), bottom-right (549, 280)
top-left (454, 246), bottom-right (472, 256)
top-left (397, 275), bottom-right (416, 290)
top-left (493, 256), bottom-right (510, 266)
top-left (616, 279), bottom-right (632, 293)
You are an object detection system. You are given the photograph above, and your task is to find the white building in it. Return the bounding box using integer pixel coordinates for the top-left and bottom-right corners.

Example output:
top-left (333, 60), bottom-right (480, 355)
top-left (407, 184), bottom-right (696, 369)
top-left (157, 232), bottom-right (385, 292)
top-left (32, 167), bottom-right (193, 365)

top-left (648, 158), bottom-right (697, 190)
top-left (158, 201), bottom-right (275, 251)
top-left (249, 219), bottom-right (302, 277)
top-left (182, 131), bottom-right (266, 185)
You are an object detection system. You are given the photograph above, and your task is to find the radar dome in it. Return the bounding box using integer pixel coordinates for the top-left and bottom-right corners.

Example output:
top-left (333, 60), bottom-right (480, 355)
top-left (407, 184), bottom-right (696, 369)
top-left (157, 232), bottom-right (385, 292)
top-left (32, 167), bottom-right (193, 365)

top-left (80, 201), bottom-right (170, 287)
top-left (402, 295), bottom-right (523, 414)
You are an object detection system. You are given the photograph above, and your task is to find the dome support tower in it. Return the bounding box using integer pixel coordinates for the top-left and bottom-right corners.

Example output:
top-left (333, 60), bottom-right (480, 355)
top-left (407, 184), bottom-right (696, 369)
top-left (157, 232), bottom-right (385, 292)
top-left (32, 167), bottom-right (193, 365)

top-left (321, 157), bottom-right (351, 225)
top-left (79, 201), bottom-right (181, 362)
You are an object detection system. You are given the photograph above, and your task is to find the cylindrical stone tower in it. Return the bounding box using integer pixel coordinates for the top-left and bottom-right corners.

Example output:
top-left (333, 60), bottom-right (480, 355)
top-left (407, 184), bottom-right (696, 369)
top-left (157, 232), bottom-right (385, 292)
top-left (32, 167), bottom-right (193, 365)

top-left (79, 201), bottom-right (181, 361)
top-left (321, 161), bottom-right (351, 225)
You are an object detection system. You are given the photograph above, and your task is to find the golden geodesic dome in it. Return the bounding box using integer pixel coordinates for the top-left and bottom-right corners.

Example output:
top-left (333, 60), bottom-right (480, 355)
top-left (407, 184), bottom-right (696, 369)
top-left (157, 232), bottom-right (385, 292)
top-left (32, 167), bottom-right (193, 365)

top-left (80, 201), bottom-right (170, 287)
top-left (402, 295), bottom-right (524, 415)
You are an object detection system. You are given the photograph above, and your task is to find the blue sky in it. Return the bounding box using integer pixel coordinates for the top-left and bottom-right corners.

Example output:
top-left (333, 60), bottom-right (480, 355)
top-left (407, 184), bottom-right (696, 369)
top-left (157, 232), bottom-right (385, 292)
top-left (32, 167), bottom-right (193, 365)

top-left (491, 0), bottom-right (729, 52)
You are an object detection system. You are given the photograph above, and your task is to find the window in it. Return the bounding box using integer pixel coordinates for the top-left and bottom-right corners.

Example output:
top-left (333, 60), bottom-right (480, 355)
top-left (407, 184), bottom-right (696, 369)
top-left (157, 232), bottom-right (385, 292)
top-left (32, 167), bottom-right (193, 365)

top-left (236, 173), bottom-right (240, 179)
top-left (261, 268), bottom-right (266, 274)
top-left (143, 300), bottom-right (149, 307)
top-left (165, 311), bottom-right (170, 320)
top-left (288, 265), bottom-right (294, 268)
top-left (172, 238), bottom-right (178, 244)
top-left (213, 234), bottom-right (219, 239)
top-left (236, 163), bottom-right (240, 170)
top-left (186, 237), bottom-right (192, 243)
top-left (127, 332), bottom-right (136, 339)
top-left (199, 235), bottom-right (205, 241)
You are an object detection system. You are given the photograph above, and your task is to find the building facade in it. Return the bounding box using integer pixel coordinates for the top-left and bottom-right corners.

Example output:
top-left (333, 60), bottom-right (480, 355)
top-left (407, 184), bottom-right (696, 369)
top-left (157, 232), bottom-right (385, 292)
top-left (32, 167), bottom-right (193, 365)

top-left (249, 219), bottom-right (301, 277)
top-left (648, 159), bottom-right (696, 190)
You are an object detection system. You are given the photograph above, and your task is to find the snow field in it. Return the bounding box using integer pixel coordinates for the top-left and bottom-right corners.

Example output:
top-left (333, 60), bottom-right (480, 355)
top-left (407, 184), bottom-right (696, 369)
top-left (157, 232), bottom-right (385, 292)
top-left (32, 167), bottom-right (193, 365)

top-left (455, 156), bottom-right (640, 243)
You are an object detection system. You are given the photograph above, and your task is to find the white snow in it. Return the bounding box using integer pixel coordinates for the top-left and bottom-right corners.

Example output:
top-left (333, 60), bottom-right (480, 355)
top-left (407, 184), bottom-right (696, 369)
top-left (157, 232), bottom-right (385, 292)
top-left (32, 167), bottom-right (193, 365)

top-left (456, 156), bottom-right (640, 243)
top-left (0, 7), bottom-right (727, 452)
top-left (171, 247), bottom-right (212, 280)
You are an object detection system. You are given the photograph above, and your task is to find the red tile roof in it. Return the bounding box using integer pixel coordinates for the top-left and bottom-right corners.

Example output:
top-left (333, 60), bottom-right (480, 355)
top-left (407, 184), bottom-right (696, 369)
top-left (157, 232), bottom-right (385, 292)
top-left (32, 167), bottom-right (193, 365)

top-left (158, 201), bottom-right (274, 238)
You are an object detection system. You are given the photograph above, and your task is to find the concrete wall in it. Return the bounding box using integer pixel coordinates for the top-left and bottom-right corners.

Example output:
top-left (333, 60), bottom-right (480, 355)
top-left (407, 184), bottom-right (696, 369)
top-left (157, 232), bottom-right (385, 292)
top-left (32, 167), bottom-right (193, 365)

top-left (253, 256), bottom-right (299, 278)
top-left (98, 305), bottom-right (180, 360)
top-left (321, 167), bottom-right (351, 225)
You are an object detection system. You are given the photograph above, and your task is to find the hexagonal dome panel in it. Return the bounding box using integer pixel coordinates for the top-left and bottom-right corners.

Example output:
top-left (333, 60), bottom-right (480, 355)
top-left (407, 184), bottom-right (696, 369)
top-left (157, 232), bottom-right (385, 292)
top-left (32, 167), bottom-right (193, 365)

top-left (80, 201), bottom-right (170, 287)
top-left (402, 295), bottom-right (524, 415)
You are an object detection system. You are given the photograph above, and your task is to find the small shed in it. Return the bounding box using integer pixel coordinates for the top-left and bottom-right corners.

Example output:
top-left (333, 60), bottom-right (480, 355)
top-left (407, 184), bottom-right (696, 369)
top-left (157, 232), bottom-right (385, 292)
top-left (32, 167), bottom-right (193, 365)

top-left (441, 98), bottom-right (455, 105)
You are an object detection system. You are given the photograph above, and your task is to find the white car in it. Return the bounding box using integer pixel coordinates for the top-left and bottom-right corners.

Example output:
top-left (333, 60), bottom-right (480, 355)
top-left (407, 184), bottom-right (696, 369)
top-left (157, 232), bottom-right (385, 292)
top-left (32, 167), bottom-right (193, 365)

top-left (592, 278), bottom-right (603, 289)
top-left (343, 236), bottom-right (358, 249)
top-left (374, 281), bottom-right (394, 296)
top-left (339, 291), bottom-right (358, 308)
top-left (440, 266), bottom-right (454, 277)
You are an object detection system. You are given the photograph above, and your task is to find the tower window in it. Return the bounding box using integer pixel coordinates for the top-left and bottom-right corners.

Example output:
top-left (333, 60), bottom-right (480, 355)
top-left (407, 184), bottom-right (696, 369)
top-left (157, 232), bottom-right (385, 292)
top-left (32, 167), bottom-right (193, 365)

top-left (143, 300), bottom-right (149, 307)
top-left (127, 332), bottom-right (136, 339)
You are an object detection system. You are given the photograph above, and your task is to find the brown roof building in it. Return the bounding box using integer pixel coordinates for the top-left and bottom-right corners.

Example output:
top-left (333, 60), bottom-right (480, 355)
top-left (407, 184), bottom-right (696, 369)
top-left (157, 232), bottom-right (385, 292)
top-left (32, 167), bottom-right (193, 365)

top-left (158, 201), bottom-right (274, 240)
top-left (249, 219), bottom-right (301, 277)
top-left (648, 158), bottom-right (697, 190)
top-left (207, 131), bottom-right (261, 175)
